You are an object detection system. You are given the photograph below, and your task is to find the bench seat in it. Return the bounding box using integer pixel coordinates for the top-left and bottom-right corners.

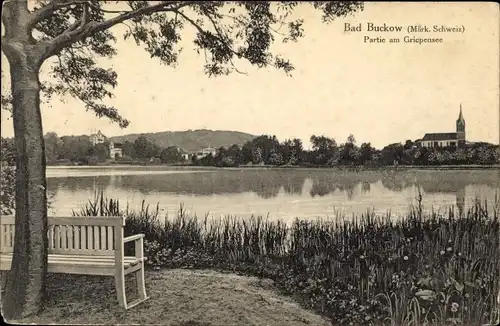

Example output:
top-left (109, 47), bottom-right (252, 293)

top-left (1, 254), bottom-right (147, 275)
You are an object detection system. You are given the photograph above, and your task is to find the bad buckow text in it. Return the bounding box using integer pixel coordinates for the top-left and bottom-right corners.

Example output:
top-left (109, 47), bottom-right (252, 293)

top-left (344, 22), bottom-right (465, 33)
top-left (345, 22), bottom-right (404, 32)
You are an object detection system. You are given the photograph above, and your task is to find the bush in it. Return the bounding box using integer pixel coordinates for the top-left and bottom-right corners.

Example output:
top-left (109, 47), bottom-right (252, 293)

top-left (116, 155), bottom-right (133, 162)
top-left (0, 138), bottom-right (15, 214)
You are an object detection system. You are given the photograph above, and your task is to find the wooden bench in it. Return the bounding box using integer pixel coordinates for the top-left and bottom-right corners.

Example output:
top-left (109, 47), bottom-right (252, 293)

top-left (0, 215), bottom-right (149, 309)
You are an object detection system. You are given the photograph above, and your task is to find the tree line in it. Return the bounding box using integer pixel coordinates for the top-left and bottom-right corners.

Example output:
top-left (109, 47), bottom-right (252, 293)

top-left (193, 134), bottom-right (500, 167)
top-left (31, 133), bottom-right (181, 165)
top-left (2, 133), bottom-right (499, 168)
top-left (2, 132), bottom-right (500, 167)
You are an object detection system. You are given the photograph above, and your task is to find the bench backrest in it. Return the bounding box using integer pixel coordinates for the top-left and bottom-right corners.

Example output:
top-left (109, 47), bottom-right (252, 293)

top-left (0, 215), bottom-right (125, 256)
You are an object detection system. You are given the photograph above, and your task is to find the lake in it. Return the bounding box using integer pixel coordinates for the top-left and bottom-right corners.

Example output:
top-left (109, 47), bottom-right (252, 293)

top-left (46, 166), bottom-right (500, 222)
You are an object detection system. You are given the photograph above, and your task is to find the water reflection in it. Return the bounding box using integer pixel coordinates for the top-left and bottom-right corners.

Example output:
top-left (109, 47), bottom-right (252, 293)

top-left (47, 168), bottom-right (500, 199)
top-left (45, 168), bottom-right (500, 218)
top-left (456, 185), bottom-right (465, 217)
top-left (361, 181), bottom-right (371, 194)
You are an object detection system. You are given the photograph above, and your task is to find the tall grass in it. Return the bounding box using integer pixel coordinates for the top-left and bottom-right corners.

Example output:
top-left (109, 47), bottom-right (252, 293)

top-left (76, 191), bottom-right (500, 326)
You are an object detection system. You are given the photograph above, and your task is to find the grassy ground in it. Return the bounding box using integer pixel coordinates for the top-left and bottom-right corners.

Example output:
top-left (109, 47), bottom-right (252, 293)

top-left (9, 269), bottom-right (329, 326)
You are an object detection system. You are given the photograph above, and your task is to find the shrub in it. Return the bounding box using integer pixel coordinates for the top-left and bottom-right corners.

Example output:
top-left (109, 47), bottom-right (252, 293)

top-left (0, 138), bottom-right (15, 215)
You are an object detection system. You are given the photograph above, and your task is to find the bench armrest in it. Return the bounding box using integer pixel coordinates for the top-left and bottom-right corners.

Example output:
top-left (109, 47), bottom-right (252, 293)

top-left (124, 234), bottom-right (145, 243)
top-left (123, 234), bottom-right (146, 260)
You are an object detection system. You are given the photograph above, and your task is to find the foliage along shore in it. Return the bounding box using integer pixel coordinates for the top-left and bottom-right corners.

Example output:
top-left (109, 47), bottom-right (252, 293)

top-left (2, 133), bottom-right (498, 168)
top-left (72, 193), bottom-right (500, 326)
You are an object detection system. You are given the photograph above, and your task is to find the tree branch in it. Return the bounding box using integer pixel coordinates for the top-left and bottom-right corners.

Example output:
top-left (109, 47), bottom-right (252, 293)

top-left (52, 3), bottom-right (89, 45)
top-left (173, 9), bottom-right (204, 35)
top-left (53, 51), bottom-right (129, 127)
top-left (84, 1), bottom-right (191, 35)
top-left (85, 2), bottom-right (128, 14)
top-left (175, 9), bottom-right (246, 75)
top-left (29, 0), bottom-right (86, 27)
top-left (72, 2), bottom-right (89, 33)
top-left (44, 1), bottom-right (192, 57)
top-left (197, 8), bottom-right (248, 75)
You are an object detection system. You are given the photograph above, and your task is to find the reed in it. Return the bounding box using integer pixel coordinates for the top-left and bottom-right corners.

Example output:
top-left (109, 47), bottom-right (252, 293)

top-left (76, 190), bottom-right (500, 326)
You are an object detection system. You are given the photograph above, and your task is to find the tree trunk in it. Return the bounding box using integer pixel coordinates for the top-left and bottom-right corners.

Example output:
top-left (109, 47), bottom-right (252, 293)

top-left (2, 45), bottom-right (48, 321)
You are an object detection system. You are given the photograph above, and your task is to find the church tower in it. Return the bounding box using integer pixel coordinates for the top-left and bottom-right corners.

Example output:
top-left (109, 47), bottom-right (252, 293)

top-left (456, 104), bottom-right (466, 146)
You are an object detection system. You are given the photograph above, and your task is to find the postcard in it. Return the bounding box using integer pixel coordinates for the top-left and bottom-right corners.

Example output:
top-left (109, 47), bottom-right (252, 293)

top-left (1, 2), bottom-right (499, 325)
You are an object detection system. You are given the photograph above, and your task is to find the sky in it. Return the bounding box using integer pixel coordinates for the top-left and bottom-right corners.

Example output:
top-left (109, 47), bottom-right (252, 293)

top-left (1, 2), bottom-right (499, 149)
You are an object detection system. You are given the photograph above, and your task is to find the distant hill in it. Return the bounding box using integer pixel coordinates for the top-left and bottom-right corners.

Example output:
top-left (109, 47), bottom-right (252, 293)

top-left (109, 129), bottom-right (256, 152)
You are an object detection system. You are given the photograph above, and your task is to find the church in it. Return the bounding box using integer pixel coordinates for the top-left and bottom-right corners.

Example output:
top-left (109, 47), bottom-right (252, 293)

top-left (416, 105), bottom-right (466, 148)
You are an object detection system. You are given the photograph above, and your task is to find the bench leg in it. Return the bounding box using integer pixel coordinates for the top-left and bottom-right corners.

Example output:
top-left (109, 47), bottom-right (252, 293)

top-left (136, 267), bottom-right (147, 300)
top-left (115, 273), bottom-right (127, 308)
top-left (122, 266), bottom-right (149, 310)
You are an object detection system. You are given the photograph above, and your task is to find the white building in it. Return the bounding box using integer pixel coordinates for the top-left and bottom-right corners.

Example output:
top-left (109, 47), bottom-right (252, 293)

top-left (195, 147), bottom-right (217, 159)
top-left (182, 147), bottom-right (217, 161)
top-left (89, 130), bottom-right (106, 146)
top-left (109, 142), bottom-right (123, 160)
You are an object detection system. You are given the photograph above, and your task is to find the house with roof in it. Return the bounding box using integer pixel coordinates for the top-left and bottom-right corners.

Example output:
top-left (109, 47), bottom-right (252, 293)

top-left (416, 105), bottom-right (466, 148)
top-left (89, 130), bottom-right (106, 146)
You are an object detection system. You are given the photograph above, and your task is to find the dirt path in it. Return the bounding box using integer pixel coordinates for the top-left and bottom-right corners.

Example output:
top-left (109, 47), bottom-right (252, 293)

top-left (13, 269), bottom-right (330, 326)
top-left (147, 269), bottom-right (330, 326)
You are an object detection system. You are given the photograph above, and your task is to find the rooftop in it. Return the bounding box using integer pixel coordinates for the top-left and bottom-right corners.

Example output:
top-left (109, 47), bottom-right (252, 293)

top-left (421, 133), bottom-right (459, 141)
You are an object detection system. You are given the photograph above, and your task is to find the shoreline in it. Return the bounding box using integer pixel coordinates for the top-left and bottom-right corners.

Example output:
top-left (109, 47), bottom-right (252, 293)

top-left (46, 164), bottom-right (500, 170)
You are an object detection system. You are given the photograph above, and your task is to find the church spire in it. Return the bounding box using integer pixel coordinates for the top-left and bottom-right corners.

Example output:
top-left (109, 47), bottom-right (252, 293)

top-left (456, 103), bottom-right (466, 136)
top-left (458, 103), bottom-right (464, 121)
